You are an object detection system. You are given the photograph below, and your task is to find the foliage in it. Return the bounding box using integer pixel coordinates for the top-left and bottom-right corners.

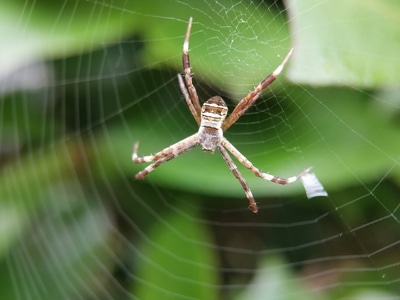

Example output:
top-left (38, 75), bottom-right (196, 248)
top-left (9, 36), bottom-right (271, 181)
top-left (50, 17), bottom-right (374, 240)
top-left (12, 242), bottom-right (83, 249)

top-left (1, 0), bottom-right (399, 299)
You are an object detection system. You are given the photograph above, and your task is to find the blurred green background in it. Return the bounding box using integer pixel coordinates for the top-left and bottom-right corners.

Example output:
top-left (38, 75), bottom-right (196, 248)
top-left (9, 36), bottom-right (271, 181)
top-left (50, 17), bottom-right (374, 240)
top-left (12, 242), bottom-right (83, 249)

top-left (1, 0), bottom-right (400, 299)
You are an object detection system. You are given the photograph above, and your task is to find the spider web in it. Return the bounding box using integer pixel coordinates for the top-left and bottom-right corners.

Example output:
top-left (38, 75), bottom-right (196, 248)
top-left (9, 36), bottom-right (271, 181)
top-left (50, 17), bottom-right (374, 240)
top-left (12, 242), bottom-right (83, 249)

top-left (1, 0), bottom-right (400, 299)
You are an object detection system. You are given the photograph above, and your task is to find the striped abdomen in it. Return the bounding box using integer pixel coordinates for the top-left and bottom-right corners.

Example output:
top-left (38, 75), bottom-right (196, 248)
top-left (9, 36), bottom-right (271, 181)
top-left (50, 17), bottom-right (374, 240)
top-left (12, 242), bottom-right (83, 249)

top-left (198, 96), bottom-right (228, 153)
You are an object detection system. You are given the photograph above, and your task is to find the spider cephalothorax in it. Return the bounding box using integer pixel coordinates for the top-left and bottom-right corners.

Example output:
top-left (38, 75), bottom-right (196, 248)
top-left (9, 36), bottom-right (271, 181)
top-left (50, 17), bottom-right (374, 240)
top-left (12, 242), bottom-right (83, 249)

top-left (133, 17), bottom-right (311, 213)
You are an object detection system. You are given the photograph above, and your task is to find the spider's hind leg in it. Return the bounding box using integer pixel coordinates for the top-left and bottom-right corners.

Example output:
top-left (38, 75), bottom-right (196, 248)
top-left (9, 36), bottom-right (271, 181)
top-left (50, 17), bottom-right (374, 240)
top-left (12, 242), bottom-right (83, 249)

top-left (218, 145), bottom-right (258, 213)
top-left (221, 138), bottom-right (311, 185)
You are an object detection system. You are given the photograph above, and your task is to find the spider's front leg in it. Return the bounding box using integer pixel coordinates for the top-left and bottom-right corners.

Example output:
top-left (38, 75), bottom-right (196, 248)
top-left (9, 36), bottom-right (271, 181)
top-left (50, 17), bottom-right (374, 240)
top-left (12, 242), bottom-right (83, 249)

top-left (132, 142), bottom-right (155, 163)
top-left (222, 48), bottom-right (294, 131)
top-left (132, 134), bottom-right (200, 179)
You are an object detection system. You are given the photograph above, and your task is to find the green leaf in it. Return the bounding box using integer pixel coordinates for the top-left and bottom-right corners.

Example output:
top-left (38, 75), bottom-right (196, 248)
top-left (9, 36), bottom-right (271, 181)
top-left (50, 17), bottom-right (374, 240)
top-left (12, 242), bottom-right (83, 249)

top-left (135, 202), bottom-right (218, 299)
top-left (286, 0), bottom-right (400, 87)
top-left (0, 0), bottom-right (137, 76)
top-left (0, 195), bottom-right (116, 299)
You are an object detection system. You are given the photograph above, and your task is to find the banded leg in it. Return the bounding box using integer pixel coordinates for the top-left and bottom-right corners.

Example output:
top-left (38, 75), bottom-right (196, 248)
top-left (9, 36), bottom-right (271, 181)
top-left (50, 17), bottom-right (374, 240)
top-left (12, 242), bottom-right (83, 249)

top-left (222, 138), bottom-right (311, 184)
top-left (222, 48), bottom-right (294, 131)
top-left (133, 134), bottom-right (200, 179)
top-left (178, 74), bottom-right (200, 125)
top-left (218, 145), bottom-right (258, 213)
top-left (182, 17), bottom-right (202, 123)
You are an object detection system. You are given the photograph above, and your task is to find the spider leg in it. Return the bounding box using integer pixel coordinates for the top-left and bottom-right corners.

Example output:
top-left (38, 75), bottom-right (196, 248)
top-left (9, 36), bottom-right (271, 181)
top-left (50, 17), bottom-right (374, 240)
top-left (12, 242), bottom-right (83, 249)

top-left (222, 138), bottom-right (311, 184)
top-left (222, 48), bottom-right (294, 131)
top-left (178, 74), bottom-right (200, 125)
top-left (133, 134), bottom-right (200, 179)
top-left (182, 17), bottom-right (202, 121)
top-left (217, 145), bottom-right (258, 213)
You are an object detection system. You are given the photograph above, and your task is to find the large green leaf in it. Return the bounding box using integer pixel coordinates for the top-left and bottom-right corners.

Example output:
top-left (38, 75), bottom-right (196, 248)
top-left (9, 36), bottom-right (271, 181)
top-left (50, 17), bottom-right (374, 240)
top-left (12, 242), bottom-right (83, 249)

top-left (0, 193), bottom-right (117, 299)
top-left (135, 202), bottom-right (218, 298)
top-left (286, 0), bottom-right (400, 87)
top-left (0, 0), bottom-right (137, 77)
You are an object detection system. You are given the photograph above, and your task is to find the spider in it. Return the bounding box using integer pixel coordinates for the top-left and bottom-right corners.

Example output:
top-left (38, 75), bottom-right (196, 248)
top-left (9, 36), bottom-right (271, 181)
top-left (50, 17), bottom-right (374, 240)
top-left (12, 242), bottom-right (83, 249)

top-left (132, 17), bottom-right (311, 213)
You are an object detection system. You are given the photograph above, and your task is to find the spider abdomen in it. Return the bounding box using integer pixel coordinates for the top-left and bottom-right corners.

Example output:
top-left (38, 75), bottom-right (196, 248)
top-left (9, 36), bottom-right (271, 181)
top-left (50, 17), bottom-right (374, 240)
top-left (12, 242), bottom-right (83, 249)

top-left (198, 96), bottom-right (228, 152)
top-left (198, 126), bottom-right (222, 153)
